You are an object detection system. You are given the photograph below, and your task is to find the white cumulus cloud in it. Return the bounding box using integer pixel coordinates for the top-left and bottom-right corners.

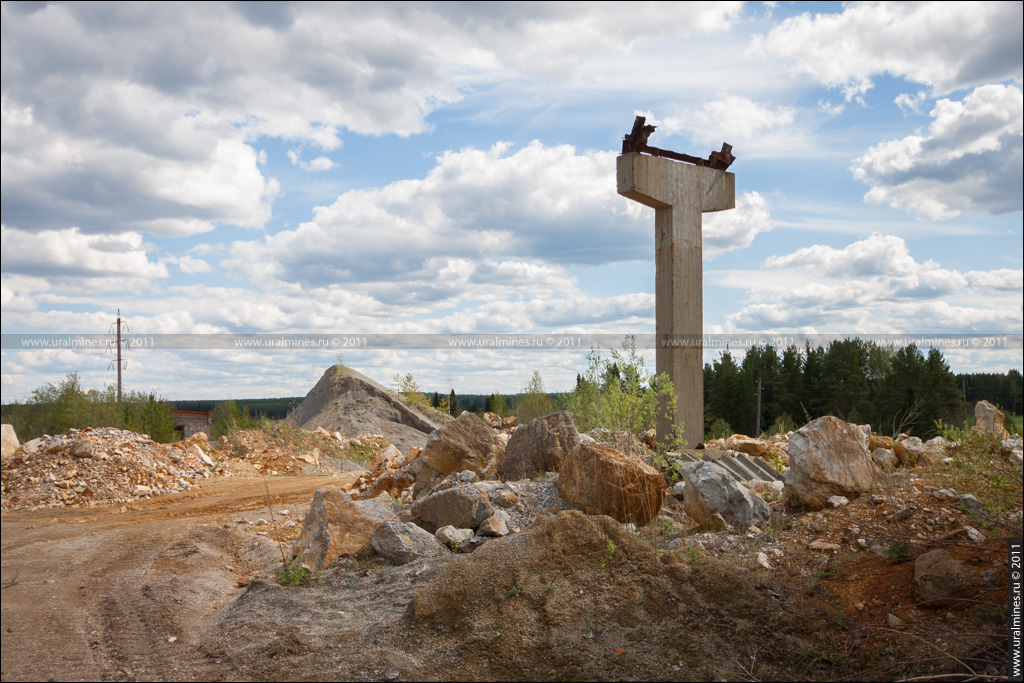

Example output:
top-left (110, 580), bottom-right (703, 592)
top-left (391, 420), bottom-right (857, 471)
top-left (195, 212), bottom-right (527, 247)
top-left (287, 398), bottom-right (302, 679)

top-left (703, 191), bottom-right (772, 259)
top-left (852, 84), bottom-right (1023, 220)
top-left (753, 1), bottom-right (1023, 99)
top-left (1, 225), bottom-right (168, 289)
top-left (720, 234), bottom-right (1021, 333)
top-left (223, 141), bottom-right (636, 288)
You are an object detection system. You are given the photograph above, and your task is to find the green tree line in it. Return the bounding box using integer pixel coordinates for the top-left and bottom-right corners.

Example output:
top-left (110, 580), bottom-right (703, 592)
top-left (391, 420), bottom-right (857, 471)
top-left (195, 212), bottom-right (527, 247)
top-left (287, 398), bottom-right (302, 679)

top-left (703, 341), bottom-right (1017, 440)
top-left (1, 372), bottom-right (179, 443)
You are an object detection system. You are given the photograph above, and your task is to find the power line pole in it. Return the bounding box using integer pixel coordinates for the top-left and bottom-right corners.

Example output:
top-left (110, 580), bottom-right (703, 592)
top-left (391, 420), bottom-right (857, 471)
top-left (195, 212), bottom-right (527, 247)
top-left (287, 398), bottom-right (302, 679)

top-left (108, 310), bottom-right (128, 403)
top-left (755, 376), bottom-right (762, 436)
top-left (117, 310), bottom-right (122, 403)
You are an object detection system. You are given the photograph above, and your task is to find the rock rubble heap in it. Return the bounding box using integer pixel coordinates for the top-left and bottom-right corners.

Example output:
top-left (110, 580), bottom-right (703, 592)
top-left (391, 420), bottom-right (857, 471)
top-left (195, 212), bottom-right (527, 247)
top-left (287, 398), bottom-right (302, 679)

top-left (1, 427), bottom-right (218, 511)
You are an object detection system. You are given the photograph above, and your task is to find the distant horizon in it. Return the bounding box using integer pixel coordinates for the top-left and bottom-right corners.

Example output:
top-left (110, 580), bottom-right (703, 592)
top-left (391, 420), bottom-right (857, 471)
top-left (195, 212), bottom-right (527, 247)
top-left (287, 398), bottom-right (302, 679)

top-left (2, 355), bottom-right (1021, 406)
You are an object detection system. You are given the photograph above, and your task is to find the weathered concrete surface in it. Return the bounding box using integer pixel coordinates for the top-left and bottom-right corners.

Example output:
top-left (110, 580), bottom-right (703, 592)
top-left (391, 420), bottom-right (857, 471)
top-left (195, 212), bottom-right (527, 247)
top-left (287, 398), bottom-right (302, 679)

top-left (617, 152), bottom-right (735, 449)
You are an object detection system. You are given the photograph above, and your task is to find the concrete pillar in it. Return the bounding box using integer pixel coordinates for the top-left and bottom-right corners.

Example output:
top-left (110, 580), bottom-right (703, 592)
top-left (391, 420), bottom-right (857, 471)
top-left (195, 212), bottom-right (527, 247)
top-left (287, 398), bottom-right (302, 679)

top-left (617, 152), bottom-right (735, 448)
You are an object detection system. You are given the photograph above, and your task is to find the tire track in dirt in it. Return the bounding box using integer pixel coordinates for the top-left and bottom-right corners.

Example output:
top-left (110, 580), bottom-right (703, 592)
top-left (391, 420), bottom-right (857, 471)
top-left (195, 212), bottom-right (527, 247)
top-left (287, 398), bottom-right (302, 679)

top-left (2, 474), bottom-right (354, 681)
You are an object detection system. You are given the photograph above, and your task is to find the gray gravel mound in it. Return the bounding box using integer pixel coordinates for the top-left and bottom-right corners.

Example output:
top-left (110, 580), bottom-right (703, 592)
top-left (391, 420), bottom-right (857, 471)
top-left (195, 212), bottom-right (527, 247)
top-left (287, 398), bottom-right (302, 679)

top-left (284, 365), bottom-right (449, 454)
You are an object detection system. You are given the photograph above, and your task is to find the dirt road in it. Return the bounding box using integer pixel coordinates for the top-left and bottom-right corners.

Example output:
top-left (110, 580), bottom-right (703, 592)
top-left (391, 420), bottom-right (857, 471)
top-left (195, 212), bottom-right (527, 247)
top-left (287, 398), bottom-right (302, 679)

top-left (1, 474), bottom-right (352, 682)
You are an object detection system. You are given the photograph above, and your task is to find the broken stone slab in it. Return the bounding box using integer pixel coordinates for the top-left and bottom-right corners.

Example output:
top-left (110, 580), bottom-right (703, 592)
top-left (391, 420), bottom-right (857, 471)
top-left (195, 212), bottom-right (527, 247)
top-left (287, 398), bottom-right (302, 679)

top-left (958, 494), bottom-right (984, 513)
top-left (737, 452), bottom-right (784, 482)
top-left (369, 443), bottom-right (403, 471)
top-left (291, 487), bottom-right (400, 572)
top-left (371, 521), bottom-right (446, 565)
top-left (914, 549), bottom-right (973, 608)
top-left (897, 436), bottom-right (929, 465)
top-left (2, 424), bottom-right (20, 460)
top-left (724, 435), bottom-right (769, 458)
top-left (189, 444), bottom-right (214, 467)
top-left (420, 412), bottom-right (505, 478)
top-left (557, 442), bottom-right (665, 527)
top-left (784, 416), bottom-right (879, 510)
top-left (872, 447), bottom-right (898, 470)
top-left (477, 510), bottom-right (511, 537)
top-left (755, 551), bottom-right (771, 570)
top-left (491, 489), bottom-right (518, 508)
top-left (808, 539), bottom-right (841, 552)
top-left (498, 410), bottom-right (580, 481)
top-left (410, 484), bottom-right (494, 534)
top-left (435, 525), bottom-right (474, 549)
top-left (973, 400), bottom-right (1010, 438)
top-left (70, 440), bottom-right (95, 458)
top-left (678, 460), bottom-right (770, 531)
top-left (702, 452), bottom-right (745, 481)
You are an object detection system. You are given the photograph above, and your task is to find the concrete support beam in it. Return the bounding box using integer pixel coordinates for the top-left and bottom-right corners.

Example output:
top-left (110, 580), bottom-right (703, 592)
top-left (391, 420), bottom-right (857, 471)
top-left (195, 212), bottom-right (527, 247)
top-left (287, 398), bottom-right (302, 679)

top-left (617, 152), bottom-right (735, 449)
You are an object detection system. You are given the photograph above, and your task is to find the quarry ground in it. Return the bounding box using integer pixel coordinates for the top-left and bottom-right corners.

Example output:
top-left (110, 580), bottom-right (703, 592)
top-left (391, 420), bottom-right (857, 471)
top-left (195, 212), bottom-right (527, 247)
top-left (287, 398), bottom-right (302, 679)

top-left (1, 470), bottom-right (1013, 682)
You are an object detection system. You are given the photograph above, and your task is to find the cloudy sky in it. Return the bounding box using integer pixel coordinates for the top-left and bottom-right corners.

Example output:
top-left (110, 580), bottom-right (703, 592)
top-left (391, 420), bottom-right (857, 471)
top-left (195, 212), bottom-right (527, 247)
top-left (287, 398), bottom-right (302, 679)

top-left (2, 1), bottom-right (1022, 402)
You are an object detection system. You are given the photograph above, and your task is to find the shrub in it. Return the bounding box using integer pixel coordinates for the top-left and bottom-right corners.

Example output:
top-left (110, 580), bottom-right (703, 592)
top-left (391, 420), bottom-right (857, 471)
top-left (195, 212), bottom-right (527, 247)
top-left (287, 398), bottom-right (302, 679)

top-left (211, 400), bottom-right (270, 438)
top-left (933, 419), bottom-right (1023, 534)
top-left (274, 557), bottom-right (318, 587)
top-left (768, 413), bottom-right (796, 436)
top-left (706, 417), bottom-right (733, 440)
top-left (564, 337), bottom-right (684, 452)
top-left (514, 370), bottom-right (553, 425)
top-left (3, 372), bottom-right (179, 442)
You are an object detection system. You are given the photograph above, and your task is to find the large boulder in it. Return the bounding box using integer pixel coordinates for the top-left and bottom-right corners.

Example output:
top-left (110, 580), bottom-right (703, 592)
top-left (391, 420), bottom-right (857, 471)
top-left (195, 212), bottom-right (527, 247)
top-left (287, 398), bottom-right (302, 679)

top-left (869, 433), bottom-right (894, 452)
top-left (411, 484), bottom-right (495, 533)
top-left (896, 435), bottom-right (943, 465)
top-left (724, 434), bottom-right (769, 459)
top-left (2, 424), bottom-right (20, 460)
top-left (974, 400), bottom-right (1010, 438)
top-left (914, 549), bottom-right (973, 608)
top-left (371, 521), bottom-right (445, 565)
top-left (872, 447), bottom-right (898, 470)
top-left (498, 411), bottom-right (580, 481)
top-left (558, 443), bottom-right (665, 526)
top-left (291, 487), bottom-right (400, 572)
top-left (784, 416), bottom-right (879, 510)
top-left (420, 412), bottom-right (505, 478)
top-left (678, 460), bottom-right (770, 530)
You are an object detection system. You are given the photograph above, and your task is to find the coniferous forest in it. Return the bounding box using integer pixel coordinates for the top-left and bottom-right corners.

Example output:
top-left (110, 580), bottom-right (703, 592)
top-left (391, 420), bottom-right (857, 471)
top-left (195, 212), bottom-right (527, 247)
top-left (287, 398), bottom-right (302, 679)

top-left (702, 340), bottom-right (1022, 440)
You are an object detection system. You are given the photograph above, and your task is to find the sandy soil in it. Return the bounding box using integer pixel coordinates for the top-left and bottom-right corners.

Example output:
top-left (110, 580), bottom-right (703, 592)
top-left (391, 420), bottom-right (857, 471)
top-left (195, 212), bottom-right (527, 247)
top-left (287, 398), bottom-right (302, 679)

top-left (1, 475), bottom-right (352, 682)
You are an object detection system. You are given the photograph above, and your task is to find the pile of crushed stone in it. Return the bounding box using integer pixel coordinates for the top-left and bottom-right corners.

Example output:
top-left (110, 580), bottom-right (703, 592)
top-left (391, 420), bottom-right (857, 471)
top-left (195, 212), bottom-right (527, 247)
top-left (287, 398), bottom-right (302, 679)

top-left (284, 365), bottom-right (449, 454)
top-left (217, 428), bottom-right (379, 476)
top-left (1, 427), bottom-right (218, 511)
